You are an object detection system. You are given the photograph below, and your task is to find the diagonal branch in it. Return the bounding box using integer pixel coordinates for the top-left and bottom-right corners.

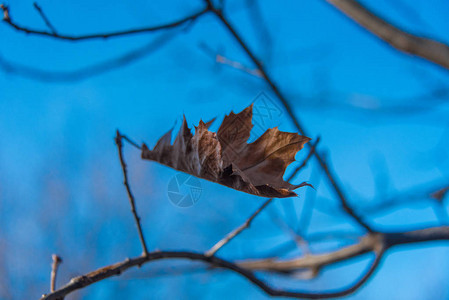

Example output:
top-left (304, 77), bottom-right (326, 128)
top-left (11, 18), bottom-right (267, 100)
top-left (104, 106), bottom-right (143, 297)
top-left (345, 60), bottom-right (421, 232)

top-left (205, 1), bottom-right (373, 232)
top-left (115, 130), bottom-right (149, 256)
top-left (205, 198), bottom-right (273, 257)
top-left (33, 2), bottom-right (57, 34)
top-left (238, 233), bottom-right (382, 272)
top-left (326, 0), bottom-right (449, 70)
top-left (1, 4), bottom-right (209, 41)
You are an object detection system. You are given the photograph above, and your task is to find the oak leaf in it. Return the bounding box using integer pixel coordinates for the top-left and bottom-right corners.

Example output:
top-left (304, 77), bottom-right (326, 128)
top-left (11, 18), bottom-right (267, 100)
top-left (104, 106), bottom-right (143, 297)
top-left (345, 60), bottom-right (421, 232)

top-left (141, 105), bottom-right (311, 198)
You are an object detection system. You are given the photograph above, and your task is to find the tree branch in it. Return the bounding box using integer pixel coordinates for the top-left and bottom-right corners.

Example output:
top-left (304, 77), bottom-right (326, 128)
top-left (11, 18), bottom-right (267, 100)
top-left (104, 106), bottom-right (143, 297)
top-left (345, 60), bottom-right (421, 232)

top-left (238, 233), bottom-right (382, 272)
top-left (0, 32), bottom-right (176, 82)
top-left (384, 226), bottom-right (449, 247)
top-left (40, 249), bottom-right (385, 300)
top-left (50, 254), bottom-right (62, 293)
top-left (205, 198), bottom-right (274, 257)
top-left (4, 2), bottom-right (445, 299)
top-left (1, 4), bottom-right (209, 41)
top-left (206, 3), bottom-right (373, 233)
top-left (115, 130), bottom-right (149, 256)
top-left (40, 226), bottom-right (449, 300)
top-left (33, 2), bottom-right (57, 34)
top-left (327, 0), bottom-right (449, 70)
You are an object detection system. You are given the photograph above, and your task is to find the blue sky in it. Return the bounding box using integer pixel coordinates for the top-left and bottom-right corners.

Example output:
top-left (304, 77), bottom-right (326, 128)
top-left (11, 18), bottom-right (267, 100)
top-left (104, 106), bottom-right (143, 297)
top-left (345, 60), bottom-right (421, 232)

top-left (1, 0), bottom-right (449, 299)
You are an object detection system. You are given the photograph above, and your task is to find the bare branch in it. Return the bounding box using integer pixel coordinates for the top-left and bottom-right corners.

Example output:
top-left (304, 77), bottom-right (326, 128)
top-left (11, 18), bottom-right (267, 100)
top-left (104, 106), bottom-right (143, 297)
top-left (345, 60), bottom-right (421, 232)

top-left (33, 2), bottom-right (57, 34)
top-left (361, 180), bottom-right (449, 215)
top-left (115, 130), bottom-right (149, 256)
top-left (120, 134), bottom-right (143, 151)
top-left (205, 198), bottom-right (273, 257)
top-left (50, 254), bottom-right (62, 293)
top-left (1, 4), bottom-right (209, 41)
top-left (327, 0), bottom-right (449, 70)
top-left (206, 2), bottom-right (373, 232)
top-left (0, 33), bottom-right (176, 82)
top-left (318, 153), bottom-right (372, 230)
top-left (384, 226), bottom-right (449, 247)
top-left (40, 226), bottom-right (449, 300)
top-left (39, 250), bottom-right (384, 300)
top-left (238, 233), bottom-right (382, 272)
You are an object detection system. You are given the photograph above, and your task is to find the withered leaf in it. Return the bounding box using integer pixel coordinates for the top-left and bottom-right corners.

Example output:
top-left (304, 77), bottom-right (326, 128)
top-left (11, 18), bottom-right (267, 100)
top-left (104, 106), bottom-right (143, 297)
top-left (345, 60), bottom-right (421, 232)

top-left (142, 104), bottom-right (311, 198)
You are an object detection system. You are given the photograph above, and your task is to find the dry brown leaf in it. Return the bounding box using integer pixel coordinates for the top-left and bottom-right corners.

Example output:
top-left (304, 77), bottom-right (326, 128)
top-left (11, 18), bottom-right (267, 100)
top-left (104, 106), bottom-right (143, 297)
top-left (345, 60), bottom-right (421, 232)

top-left (141, 104), bottom-right (312, 198)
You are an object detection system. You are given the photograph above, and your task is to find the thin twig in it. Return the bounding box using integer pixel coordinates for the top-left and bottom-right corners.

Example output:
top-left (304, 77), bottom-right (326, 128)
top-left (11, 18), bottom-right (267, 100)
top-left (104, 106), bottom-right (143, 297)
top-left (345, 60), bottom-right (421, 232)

top-left (1, 4), bottom-right (209, 41)
top-left (245, 0), bottom-right (273, 63)
top-left (361, 180), bottom-right (449, 215)
top-left (198, 43), bottom-right (262, 77)
top-left (120, 134), bottom-right (142, 150)
top-left (50, 254), bottom-right (62, 293)
top-left (216, 54), bottom-right (263, 77)
top-left (115, 130), bottom-right (149, 256)
top-left (33, 3), bottom-right (57, 34)
top-left (205, 198), bottom-right (273, 257)
top-left (205, 1), bottom-right (373, 233)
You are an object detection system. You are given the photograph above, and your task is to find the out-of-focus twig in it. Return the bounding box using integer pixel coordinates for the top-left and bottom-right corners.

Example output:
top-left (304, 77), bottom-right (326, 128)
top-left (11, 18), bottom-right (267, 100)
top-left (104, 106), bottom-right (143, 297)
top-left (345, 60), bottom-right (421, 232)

top-left (216, 54), bottom-right (263, 77)
top-left (205, 198), bottom-right (273, 257)
top-left (238, 233), bottom-right (382, 272)
top-left (327, 0), bottom-right (449, 70)
top-left (198, 43), bottom-right (262, 77)
top-left (361, 181), bottom-right (449, 215)
top-left (0, 33), bottom-right (176, 82)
